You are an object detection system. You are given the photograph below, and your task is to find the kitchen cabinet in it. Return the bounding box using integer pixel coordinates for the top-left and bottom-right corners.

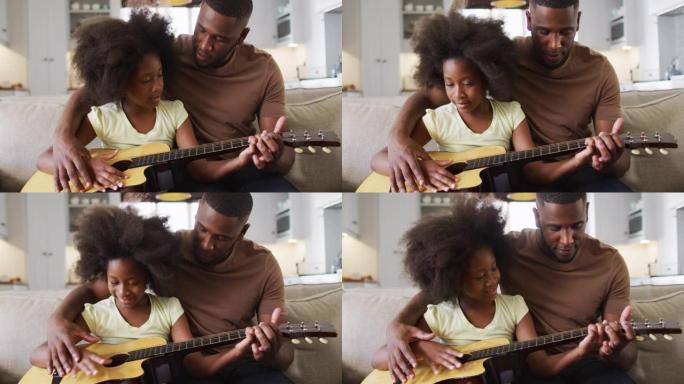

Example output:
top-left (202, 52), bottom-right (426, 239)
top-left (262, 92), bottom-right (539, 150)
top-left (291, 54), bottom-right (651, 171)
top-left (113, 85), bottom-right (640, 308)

top-left (0, 194), bottom-right (7, 238)
top-left (275, 0), bottom-right (310, 47)
top-left (400, 0), bottom-right (451, 51)
top-left (26, 194), bottom-right (68, 290)
top-left (589, 193), bottom-right (637, 245)
top-left (342, 193), bottom-right (359, 237)
top-left (0, 0), bottom-right (8, 43)
top-left (248, 0), bottom-right (277, 47)
top-left (360, 0), bottom-right (401, 97)
top-left (247, 194), bottom-right (277, 244)
top-left (28, 0), bottom-right (69, 95)
top-left (578, 0), bottom-right (611, 50)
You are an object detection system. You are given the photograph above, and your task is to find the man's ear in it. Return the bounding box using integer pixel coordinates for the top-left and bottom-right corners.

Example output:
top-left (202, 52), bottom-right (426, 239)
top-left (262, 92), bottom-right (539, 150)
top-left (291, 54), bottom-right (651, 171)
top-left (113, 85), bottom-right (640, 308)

top-left (239, 223), bottom-right (250, 239)
top-left (584, 201), bottom-right (589, 224)
top-left (526, 10), bottom-right (533, 32)
top-left (533, 207), bottom-right (541, 228)
top-left (576, 10), bottom-right (582, 32)
top-left (239, 27), bottom-right (250, 44)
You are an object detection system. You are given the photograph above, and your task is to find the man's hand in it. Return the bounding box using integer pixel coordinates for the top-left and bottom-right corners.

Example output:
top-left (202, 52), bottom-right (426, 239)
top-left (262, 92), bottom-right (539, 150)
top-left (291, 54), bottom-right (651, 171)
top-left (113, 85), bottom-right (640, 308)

top-left (52, 135), bottom-right (94, 192)
top-left (414, 340), bottom-right (464, 376)
top-left (588, 118), bottom-right (625, 171)
top-left (253, 116), bottom-right (286, 170)
top-left (387, 135), bottom-right (431, 192)
top-left (596, 305), bottom-right (635, 359)
top-left (420, 159), bottom-right (458, 192)
top-left (90, 151), bottom-right (127, 192)
top-left (577, 323), bottom-right (602, 358)
top-left (46, 316), bottom-right (100, 377)
top-left (249, 307), bottom-right (284, 362)
top-left (237, 136), bottom-right (259, 168)
top-left (69, 350), bottom-right (112, 377)
top-left (386, 321), bottom-right (436, 383)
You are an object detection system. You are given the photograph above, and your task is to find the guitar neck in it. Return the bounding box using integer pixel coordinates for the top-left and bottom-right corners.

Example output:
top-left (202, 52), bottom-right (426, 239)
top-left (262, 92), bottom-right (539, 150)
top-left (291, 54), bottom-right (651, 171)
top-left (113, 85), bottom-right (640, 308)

top-left (129, 137), bottom-right (252, 168)
top-left (126, 328), bottom-right (249, 362)
top-left (462, 139), bottom-right (587, 171)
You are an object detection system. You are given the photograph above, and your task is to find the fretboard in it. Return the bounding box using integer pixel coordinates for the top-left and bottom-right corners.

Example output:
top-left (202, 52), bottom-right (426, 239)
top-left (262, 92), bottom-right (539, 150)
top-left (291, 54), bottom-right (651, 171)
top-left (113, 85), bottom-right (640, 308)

top-left (465, 327), bottom-right (590, 362)
top-left (125, 329), bottom-right (248, 362)
top-left (462, 139), bottom-right (588, 171)
top-left (129, 138), bottom-right (253, 168)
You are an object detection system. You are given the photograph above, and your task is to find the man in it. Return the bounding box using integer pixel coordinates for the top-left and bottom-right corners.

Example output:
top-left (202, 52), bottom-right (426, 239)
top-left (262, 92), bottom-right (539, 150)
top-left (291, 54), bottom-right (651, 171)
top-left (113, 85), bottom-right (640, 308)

top-left (51, 0), bottom-right (296, 192)
top-left (384, 193), bottom-right (637, 384)
top-left (45, 193), bottom-right (294, 383)
top-left (385, 0), bottom-right (631, 192)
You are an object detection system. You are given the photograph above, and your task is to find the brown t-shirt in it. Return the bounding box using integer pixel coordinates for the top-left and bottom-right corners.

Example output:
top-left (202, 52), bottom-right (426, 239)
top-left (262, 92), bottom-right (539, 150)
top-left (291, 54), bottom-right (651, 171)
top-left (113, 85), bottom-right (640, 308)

top-left (165, 35), bottom-right (286, 144)
top-left (512, 37), bottom-right (622, 146)
top-left (501, 229), bottom-right (630, 352)
top-left (167, 230), bottom-right (285, 339)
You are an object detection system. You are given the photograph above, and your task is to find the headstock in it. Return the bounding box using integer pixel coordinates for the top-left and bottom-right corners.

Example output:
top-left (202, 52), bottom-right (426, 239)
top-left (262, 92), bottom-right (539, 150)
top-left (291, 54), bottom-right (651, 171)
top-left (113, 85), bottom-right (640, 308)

top-left (278, 321), bottom-right (338, 345)
top-left (282, 130), bottom-right (341, 154)
top-left (630, 319), bottom-right (681, 342)
top-left (622, 132), bottom-right (678, 156)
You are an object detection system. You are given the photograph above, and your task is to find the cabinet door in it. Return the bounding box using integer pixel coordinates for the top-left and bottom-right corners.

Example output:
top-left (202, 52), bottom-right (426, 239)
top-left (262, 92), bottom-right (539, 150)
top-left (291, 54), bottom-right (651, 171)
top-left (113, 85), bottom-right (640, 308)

top-left (378, 195), bottom-right (419, 287)
top-left (248, 194), bottom-right (277, 244)
top-left (290, 0), bottom-right (310, 44)
top-left (0, 194), bottom-right (7, 238)
top-left (26, 194), bottom-right (67, 290)
top-left (577, 0), bottom-right (611, 50)
top-left (0, 0), bottom-right (8, 43)
top-left (361, 0), bottom-right (401, 97)
top-left (248, 0), bottom-right (276, 47)
top-left (28, 0), bottom-right (68, 95)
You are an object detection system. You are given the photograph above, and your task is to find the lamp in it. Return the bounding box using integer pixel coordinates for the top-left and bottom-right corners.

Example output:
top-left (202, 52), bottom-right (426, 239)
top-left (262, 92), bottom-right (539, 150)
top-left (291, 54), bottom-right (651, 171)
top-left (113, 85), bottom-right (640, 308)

top-left (491, 0), bottom-right (527, 8)
top-left (157, 0), bottom-right (192, 6)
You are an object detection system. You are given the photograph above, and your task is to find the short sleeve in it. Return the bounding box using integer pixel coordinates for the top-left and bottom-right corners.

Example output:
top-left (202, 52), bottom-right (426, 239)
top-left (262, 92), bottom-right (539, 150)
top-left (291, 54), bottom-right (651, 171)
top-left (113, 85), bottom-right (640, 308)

top-left (593, 60), bottom-right (622, 123)
top-left (170, 100), bottom-right (189, 129)
top-left (81, 303), bottom-right (100, 337)
top-left (422, 109), bottom-right (441, 141)
top-left (603, 252), bottom-right (631, 318)
top-left (511, 295), bottom-right (529, 324)
top-left (423, 303), bottom-right (446, 335)
top-left (257, 255), bottom-right (286, 318)
top-left (508, 101), bottom-right (526, 131)
top-left (161, 296), bottom-right (185, 326)
top-left (258, 58), bottom-right (285, 118)
top-left (87, 107), bottom-right (105, 138)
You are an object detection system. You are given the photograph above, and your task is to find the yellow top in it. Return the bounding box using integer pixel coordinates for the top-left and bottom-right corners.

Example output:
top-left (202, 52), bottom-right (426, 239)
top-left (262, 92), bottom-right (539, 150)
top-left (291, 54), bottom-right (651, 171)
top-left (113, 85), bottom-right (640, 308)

top-left (422, 100), bottom-right (526, 153)
top-left (88, 100), bottom-right (189, 149)
top-left (424, 294), bottom-right (528, 346)
top-left (81, 293), bottom-right (184, 345)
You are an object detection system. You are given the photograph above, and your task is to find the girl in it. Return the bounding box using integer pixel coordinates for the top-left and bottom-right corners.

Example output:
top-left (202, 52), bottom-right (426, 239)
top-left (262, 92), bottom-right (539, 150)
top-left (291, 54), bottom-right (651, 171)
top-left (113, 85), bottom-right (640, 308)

top-left (371, 196), bottom-right (599, 381)
top-left (371, 11), bottom-right (593, 192)
top-left (37, 10), bottom-right (258, 191)
top-left (29, 206), bottom-right (254, 379)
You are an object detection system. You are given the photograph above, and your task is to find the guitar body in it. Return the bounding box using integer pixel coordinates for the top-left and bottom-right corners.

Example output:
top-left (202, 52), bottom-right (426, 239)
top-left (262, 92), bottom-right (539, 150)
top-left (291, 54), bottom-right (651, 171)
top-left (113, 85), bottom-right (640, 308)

top-left (356, 147), bottom-right (506, 193)
top-left (21, 144), bottom-right (169, 192)
top-left (19, 337), bottom-right (167, 384)
top-left (361, 338), bottom-right (510, 384)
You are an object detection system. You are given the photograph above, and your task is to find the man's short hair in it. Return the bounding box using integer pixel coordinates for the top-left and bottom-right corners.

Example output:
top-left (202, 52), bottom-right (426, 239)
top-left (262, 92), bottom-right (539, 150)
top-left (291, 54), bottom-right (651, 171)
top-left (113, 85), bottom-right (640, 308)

top-left (530, 0), bottom-right (579, 9)
top-left (536, 192), bottom-right (587, 206)
top-left (204, 0), bottom-right (253, 20)
top-left (203, 193), bottom-right (253, 218)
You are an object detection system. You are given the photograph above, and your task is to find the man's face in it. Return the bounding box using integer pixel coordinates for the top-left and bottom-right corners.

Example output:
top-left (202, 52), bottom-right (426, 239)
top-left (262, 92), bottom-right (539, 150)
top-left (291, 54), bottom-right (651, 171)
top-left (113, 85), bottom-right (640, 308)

top-left (526, 5), bottom-right (581, 69)
top-left (192, 200), bottom-right (249, 265)
top-left (534, 200), bottom-right (588, 262)
top-left (192, 2), bottom-right (250, 68)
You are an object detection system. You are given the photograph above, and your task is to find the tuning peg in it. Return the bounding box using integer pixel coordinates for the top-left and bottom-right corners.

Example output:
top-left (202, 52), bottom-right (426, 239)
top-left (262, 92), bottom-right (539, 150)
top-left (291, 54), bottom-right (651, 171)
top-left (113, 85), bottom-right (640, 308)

top-left (664, 334), bottom-right (673, 341)
top-left (308, 146), bottom-right (317, 154)
top-left (660, 148), bottom-right (669, 155)
top-left (294, 147), bottom-right (304, 154)
top-left (322, 147), bottom-right (332, 154)
top-left (631, 149), bottom-right (641, 156)
top-left (636, 335), bottom-right (645, 342)
top-left (649, 333), bottom-right (657, 341)
top-left (291, 338), bottom-right (301, 345)
top-left (319, 337), bottom-right (329, 344)
top-left (304, 337), bottom-right (313, 344)
top-left (645, 147), bottom-right (654, 155)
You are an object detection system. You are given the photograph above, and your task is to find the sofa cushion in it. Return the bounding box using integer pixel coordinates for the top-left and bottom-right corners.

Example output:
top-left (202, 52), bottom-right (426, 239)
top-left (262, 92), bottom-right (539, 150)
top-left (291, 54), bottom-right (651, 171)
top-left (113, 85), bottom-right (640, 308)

top-left (284, 91), bottom-right (342, 192)
top-left (621, 92), bottom-right (684, 191)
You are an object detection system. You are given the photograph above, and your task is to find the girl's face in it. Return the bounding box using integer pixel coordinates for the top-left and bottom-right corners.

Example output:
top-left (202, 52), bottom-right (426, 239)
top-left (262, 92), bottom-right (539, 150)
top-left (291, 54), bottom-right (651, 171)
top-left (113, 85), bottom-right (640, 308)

top-left (107, 258), bottom-right (149, 309)
top-left (443, 57), bottom-right (488, 114)
top-left (126, 52), bottom-right (163, 110)
top-left (460, 246), bottom-right (500, 303)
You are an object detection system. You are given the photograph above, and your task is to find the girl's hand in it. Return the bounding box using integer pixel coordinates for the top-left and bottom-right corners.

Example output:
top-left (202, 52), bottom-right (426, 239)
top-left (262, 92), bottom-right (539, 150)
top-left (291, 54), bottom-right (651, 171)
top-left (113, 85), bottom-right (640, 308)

top-left (419, 159), bottom-right (458, 192)
top-left (69, 350), bottom-right (111, 377)
top-left (414, 340), bottom-right (464, 374)
top-left (89, 151), bottom-right (126, 191)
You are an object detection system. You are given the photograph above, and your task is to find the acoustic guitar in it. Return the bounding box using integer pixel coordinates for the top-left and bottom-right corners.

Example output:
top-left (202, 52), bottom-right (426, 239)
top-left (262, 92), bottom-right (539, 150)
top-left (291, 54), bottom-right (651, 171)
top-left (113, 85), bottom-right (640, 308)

top-left (356, 132), bottom-right (678, 192)
top-left (19, 320), bottom-right (337, 384)
top-left (362, 320), bottom-right (681, 384)
top-left (21, 130), bottom-right (340, 192)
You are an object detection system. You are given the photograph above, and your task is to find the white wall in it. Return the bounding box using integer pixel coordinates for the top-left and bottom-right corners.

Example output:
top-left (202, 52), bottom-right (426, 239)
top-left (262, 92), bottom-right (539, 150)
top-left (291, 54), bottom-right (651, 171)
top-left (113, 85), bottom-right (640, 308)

top-left (342, 194), bottom-right (379, 281)
top-left (0, 0), bottom-right (28, 86)
top-left (341, 0), bottom-right (361, 90)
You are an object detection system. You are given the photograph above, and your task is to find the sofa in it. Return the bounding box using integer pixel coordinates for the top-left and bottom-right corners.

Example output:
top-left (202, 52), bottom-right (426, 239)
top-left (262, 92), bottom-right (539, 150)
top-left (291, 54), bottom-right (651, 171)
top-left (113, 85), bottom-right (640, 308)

top-left (342, 285), bottom-right (684, 384)
top-left (0, 283), bottom-right (342, 384)
top-left (0, 87), bottom-right (342, 192)
top-left (342, 89), bottom-right (684, 192)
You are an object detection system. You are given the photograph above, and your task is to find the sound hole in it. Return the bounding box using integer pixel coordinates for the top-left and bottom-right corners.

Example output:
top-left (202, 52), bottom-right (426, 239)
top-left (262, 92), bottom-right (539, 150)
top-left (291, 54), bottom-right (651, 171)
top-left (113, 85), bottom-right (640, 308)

top-left (112, 160), bottom-right (132, 172)
top-left (103, 354), bottom-right (129, 367)
top-left (446, 162), bottom-right (467, 175)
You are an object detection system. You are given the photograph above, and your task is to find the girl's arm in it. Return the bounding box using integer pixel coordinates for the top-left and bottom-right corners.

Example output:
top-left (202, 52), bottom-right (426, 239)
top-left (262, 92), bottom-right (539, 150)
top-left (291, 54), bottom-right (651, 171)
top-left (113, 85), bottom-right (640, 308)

top-left (516, 313), bottom-right (599, 378)
top-left (512, 119), bottom-right (594, 185)
top-left (171, 314), bottom-right (254, 378)
top-left (371, 119), bottom-right (456, 191)
top-left (174, 118), bottom-right (257, 183)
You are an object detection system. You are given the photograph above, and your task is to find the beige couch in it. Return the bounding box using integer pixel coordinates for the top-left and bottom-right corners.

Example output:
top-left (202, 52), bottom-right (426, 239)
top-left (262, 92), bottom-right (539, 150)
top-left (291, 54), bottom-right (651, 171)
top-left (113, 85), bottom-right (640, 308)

top-left (0, 87), bottom-right (342, 192)
top-left (342, 286), bottom-right (684, 384)
top-left (342, 89), bottom-right (684, 192)
top-left (0, 283), bottom-right (342, 384)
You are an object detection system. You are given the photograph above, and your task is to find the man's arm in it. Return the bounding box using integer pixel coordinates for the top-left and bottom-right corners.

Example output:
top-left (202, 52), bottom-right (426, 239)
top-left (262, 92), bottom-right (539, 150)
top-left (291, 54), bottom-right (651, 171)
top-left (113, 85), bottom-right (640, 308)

top-left (52, 88), bottom-right (95, 192)
top-left (46, 278), bottom-right (110, 376)
top-left (387, 87), bottom-right (449, 192)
